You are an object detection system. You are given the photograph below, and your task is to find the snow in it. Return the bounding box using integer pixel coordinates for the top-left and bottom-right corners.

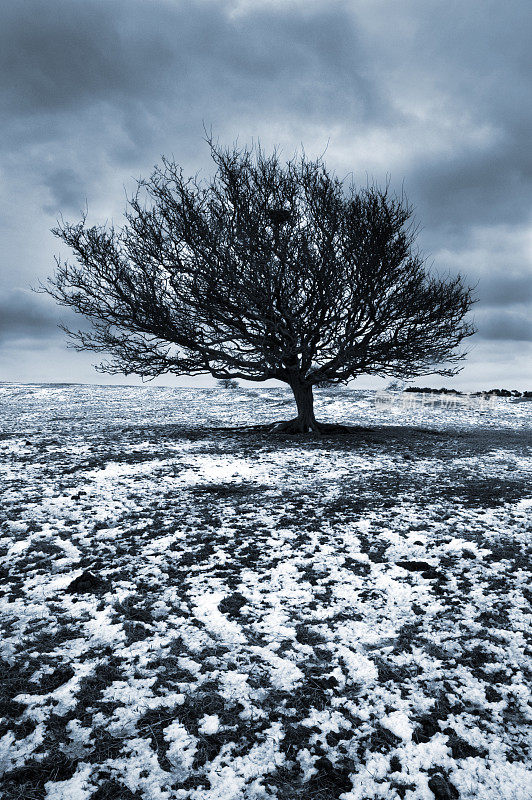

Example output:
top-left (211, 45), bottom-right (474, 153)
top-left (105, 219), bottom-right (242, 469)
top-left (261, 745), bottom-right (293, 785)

top-left (43, 763), bottom-right (93, 800)
top-left (450, 759), bottom-right (532, 800)
top-left (198, 715), bottom-right (220, 735)
top-left (164, 721), bottom-right (197, 774)
top-left (0, 724), bottom-right (46, 775)
top-left (250, 646), bottom-right (304, 690)
top-left (337, 645), bottom-right (379, 683)
top-left (381, 710), bottom-right (414, 741)
top-left (0, 384), bottom-right (530, 799)
top-left (192, 592), bottom-right (247, 644)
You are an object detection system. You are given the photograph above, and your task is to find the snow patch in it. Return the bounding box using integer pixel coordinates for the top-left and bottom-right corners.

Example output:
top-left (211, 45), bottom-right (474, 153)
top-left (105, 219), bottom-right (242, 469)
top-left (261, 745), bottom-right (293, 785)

top-left (198, 714), bottom-right (220, 735)
top-left (381, 710), bottom-right (414, 742)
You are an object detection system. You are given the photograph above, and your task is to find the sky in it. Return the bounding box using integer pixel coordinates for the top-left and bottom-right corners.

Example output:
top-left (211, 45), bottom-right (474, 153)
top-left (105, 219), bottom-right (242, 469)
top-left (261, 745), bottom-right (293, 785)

top-left (1, 0), bottom-right (531, 390)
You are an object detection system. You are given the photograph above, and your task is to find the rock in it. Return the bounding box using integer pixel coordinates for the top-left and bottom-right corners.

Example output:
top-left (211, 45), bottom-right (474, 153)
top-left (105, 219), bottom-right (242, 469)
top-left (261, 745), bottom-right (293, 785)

top-left (421, 568), bottom-right (444, 580)
top-left (218, 592), bottom-right (248, 618)
top-left (389, 754), bottom-right (402, 773)
top-left (395, 560), bottom-right (445, 580)
top-left (66, 570), bottom-right (108, 594)
top-left (428, 773), bottom-right (459, 800)
top-left (396, 560), bottom-right (433, 572)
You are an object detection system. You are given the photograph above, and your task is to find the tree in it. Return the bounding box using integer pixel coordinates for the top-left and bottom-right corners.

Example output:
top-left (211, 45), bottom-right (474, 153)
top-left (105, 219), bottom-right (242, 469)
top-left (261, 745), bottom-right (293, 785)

top-left (44, 140), bottom-right (475, 433)
top-left (218, 378), bottom-right (239, 390)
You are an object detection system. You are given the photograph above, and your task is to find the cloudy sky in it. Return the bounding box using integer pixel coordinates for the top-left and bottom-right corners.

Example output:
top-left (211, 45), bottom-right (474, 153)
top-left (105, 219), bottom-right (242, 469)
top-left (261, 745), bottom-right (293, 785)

top-left (1, 0), bottom-right (531, 389)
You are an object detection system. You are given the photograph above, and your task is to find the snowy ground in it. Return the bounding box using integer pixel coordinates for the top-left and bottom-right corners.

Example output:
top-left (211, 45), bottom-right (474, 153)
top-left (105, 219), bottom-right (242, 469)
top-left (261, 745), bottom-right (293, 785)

top-left (0, 384), bottom-right (530, 800)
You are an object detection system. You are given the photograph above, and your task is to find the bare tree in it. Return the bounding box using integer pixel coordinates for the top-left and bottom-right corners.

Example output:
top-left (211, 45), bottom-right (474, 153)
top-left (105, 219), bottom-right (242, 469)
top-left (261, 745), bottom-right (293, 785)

top-left (44, 140), bottom-right (475, 433)
top-left (218, 378), bottom-right (239, 390)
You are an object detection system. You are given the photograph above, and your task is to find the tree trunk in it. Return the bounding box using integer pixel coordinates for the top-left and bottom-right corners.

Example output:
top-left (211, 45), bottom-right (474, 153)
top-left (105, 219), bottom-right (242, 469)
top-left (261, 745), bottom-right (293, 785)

top-left (292, 382), bottom-right (318, 431)
top-left (272, 381), bottom-right (319, 433)
top-left (268, 379), bottom-right (352, 434)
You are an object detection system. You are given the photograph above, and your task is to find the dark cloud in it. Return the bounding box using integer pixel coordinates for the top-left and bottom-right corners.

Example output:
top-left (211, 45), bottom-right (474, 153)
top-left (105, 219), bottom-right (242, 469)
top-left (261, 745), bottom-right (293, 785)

top-left (477, 310), bottom-right (532, 342)
top-left (410, 145), bottom-right (532, 230)
top-left (0, 0), bottom-right (177, 115)
top-left (478, 274), bottom-right (532, 308)
top-left (0, 289), bottom-right (76, 343)
top-left (350, 1), bottom-right (532, 229)
top-left (42, 168), bottom-right (86, 214)
top-left (0, 0), bottom-right (378, 127)
top-left (0, 0), bottom-right (385, 220)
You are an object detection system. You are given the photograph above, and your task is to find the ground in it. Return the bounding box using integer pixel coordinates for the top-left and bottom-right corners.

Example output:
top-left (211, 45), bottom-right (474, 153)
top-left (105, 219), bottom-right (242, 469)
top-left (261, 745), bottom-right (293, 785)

top-left (0, 384), bottom-right (530, 800)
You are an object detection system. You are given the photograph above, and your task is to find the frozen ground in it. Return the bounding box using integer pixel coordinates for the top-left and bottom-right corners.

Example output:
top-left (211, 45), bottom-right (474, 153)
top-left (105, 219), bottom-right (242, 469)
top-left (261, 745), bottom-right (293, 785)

top-left (0, 384), bottom-right (530, 800)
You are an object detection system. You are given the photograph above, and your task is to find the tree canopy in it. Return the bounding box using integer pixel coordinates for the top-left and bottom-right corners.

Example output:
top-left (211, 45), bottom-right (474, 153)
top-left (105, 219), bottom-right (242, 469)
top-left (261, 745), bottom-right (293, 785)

top-left (45, 141), bottom-right (475, 432)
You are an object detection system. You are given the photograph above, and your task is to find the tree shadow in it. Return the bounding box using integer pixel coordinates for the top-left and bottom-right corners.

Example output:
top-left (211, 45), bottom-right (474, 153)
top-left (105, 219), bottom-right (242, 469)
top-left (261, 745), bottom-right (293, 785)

top-left (118, 420), bottom-right (531, 460)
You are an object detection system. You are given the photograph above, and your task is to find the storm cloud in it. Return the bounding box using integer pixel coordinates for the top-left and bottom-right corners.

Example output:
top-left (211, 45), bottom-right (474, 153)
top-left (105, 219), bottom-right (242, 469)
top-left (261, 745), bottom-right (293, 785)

top-left (0, 290), bottom-right (80, 343)
top-left (1, 0), bottom-right (531, 385)
top-left (0, 0), bottom-right (380, 133)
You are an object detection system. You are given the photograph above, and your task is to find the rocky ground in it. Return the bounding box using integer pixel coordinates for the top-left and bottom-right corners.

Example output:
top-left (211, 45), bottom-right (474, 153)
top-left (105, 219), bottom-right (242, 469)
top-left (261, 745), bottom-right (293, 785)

top-left (0, 385), bottom-right (530, 799)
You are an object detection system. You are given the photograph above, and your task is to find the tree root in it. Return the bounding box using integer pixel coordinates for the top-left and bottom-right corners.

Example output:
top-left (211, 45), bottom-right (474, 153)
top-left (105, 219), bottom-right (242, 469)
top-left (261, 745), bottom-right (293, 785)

top-left (214, 420), bottom-right (355, 435)
top-left (269, 419), bottom-right (353, 435)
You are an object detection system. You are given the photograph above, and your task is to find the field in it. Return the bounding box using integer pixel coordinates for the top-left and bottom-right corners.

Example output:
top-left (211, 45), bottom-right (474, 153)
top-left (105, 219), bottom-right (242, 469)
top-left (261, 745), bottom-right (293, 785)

top-left (0, 384), bottom-right (530, 800)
